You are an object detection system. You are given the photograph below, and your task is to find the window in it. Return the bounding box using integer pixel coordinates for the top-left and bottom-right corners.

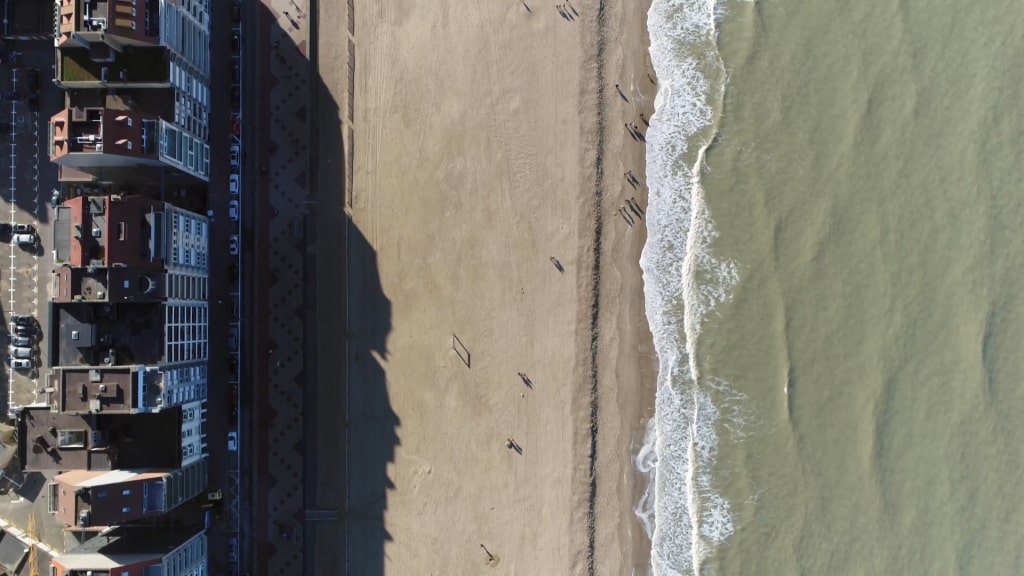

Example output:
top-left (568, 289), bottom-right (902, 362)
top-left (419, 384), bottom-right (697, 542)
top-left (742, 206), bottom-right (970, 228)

top-left (122, 489), bottom-right (131, 496)
top-left (122, 506), bottom-right (131, 513)
top-left (57, 429), bottom-right (87, 448)
top-left (118, 222), bottom-right (126, 240)
top-left (127, 141), bottom-right (133, 150)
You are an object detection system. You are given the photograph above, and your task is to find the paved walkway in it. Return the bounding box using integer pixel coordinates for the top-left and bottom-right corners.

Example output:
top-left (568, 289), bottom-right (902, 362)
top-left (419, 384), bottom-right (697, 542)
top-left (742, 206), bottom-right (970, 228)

top-left (255, 0), bottom-right (311, 574)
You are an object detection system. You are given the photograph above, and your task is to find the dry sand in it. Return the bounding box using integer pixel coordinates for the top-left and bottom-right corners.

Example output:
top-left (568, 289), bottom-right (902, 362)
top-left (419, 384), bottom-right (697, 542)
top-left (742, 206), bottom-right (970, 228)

top-left (320, 0), bottom-right (658, 573)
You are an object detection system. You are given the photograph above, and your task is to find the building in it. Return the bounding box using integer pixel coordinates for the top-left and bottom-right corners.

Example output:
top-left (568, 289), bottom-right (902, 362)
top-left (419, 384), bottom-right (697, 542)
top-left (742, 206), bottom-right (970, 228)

top-left (51, 0), bottom-right (212, 180)
top-left (50, 526), bottom-right (207, 576)
top-left (48, 195), bottom-right (209, 412)
top-left (17, 403), bottom-right (205, 473)
top-left (50, 467), bottom-right (207, 528)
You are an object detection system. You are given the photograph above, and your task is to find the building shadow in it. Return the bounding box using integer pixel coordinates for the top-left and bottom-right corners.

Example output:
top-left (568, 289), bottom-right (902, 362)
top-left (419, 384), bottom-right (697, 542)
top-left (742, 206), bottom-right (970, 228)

top-left (249, 0), bottom-right (399, 574)
top-left (341, 223), bottom-right (397, 576)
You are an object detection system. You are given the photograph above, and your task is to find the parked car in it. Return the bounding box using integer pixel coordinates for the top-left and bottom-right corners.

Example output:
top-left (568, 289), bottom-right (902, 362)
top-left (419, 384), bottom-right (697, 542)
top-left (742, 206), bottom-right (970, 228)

top-left (228, 325), bottom-right (239, 351)
top-left (229, 174), bottom-right (240, 194)
top-left (13, 233), bottom-right (35, 246)
top-left (10, 313), bottom-right (34, 326)
top-left (231, 86), bottom-right (240, 108)
top-left (26, 68), bottom-right (39, 107)
top-left (228, 200), bottom-right (239, 221)
top-left (231, 32), bottom-right (241, 52)
top-left (229, 235), bottom-right (239, 256)
top-left (230, 145), bottom-right (240, 167)
top-left (14, 324), bottom-right (38, 337)
top-left (11, 336), bottom-right (32, 348)
top-left (10, 346), bottom-right (33, 359)
top-left (227, 432), bottom-right (238, 452)
top-left (26, 68), bottom-right (39, 94)
top-left (13, 223), bottom-right (34, 234)
top-left (9, 357), bottom-right (31, 370)
top-left (0, 223), bottom-right (9, 235)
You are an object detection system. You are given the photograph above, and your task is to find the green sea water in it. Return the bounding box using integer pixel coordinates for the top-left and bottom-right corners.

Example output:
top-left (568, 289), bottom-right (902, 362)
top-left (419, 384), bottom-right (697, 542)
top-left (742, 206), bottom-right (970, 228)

top-left (698, 1), bottom-right (1024, 573)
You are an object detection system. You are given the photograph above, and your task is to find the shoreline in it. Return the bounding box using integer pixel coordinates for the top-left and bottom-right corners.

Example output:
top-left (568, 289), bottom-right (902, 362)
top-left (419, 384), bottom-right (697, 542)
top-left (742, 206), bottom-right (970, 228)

top-left (584, 0), bottom-right (658, 572)
top-left (608, 0), bottom-right (660, 573)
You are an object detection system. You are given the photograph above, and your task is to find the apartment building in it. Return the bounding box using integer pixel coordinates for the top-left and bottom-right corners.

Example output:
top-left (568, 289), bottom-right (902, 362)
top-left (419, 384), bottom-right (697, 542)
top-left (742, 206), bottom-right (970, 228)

top-left (17, 402), bottom-right (205, 471)
top-left (50, 526), bottom-right (207, 576)
top-left (50, 465), bottom-right (207, 528)
top-left (51, 0), bottom-right (211, 180)
top-left (48, 195), bottom-right (209, 411)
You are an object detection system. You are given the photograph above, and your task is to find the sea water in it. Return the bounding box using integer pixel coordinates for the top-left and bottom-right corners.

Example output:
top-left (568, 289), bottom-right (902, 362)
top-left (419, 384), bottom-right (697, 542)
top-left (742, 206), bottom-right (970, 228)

top-left (638, 0), bottom-right (1024, 574)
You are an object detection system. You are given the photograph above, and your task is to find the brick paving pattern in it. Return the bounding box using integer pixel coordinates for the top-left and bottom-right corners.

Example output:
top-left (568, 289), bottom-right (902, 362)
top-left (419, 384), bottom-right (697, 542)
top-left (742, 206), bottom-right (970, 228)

top-left (255, 1), bottom-right (311, 574)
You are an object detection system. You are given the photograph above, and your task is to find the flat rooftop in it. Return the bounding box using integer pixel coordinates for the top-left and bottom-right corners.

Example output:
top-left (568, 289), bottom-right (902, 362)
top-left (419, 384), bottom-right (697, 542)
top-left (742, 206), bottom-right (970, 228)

top-left (53, 302), bottom-right (164, 367)
top-left (18, 407), bottom-right (181, 472)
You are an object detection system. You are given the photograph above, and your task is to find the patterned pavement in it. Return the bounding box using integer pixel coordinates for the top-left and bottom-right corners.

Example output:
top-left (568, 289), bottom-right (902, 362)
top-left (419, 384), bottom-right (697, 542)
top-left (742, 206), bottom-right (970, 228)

top-left (254, 0), bottom-right (311, 574)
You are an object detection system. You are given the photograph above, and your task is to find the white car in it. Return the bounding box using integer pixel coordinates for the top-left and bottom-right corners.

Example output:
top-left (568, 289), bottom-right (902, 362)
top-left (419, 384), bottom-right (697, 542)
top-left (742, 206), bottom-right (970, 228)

top-left (10, 346), bottom-right (33, 359)
top-left (229, 173), bottom-right (240, 194)
top-left (230, 145), bottom-right (240, 167)
top-left (13, 233), bottom-right (35, 246)
top-left (9, 357), bottom-right (31, 370)
top-left (227, 431), bottom-right (238, 452)
top-left (228, 199), bottom-right (239, 221)
top-left (229, 235), bottom-right (239, 256)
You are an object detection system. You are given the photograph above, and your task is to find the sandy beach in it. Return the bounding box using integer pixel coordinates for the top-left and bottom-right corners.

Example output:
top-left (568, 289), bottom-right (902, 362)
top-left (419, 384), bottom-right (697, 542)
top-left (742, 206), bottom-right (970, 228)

top-left (318, 0), bottom-right (657, 573)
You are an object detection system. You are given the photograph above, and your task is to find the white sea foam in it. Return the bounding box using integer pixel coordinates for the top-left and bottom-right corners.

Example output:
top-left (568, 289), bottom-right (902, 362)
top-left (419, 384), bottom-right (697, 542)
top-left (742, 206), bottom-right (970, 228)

top-left (637, 0), bottom-right (740, 574)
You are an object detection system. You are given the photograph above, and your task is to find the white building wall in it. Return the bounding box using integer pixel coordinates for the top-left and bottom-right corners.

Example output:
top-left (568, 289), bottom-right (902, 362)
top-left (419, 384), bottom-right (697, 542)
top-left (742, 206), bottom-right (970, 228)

top-left (163, 530), bottom-right (208, 576)
top-left (159, 0), bottom-right (211, 180)
top-left (180, 401), bottom-right (206, 466)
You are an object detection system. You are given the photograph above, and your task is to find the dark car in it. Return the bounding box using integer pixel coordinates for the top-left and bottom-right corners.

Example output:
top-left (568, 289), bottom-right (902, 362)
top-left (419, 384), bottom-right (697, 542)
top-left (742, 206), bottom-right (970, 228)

top-left (13, 223), bottom-right (34, 234)
top-left (10, 313), bottom-right (34, 326)
top-left (0, 223), bottom-right (9, 235)
top-left (26, 68), bottom-right (39, 106)
top-left (231, 86), bottom-right (240, 108)
top-left (232, 4), bottom-right (241, 23)
top-left (26, 68), bottom-right (39, 93)
top-left (1, 91), bottom-right (23, 102)
top-left (231, 33), bottom-right (241, 52)
top-left (14, 324), bottom-right (38, 337)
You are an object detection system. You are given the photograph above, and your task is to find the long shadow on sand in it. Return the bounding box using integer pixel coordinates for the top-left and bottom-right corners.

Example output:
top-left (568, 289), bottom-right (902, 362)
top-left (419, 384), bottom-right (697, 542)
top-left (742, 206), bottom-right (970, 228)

top-left (342, 223), bottom-right (398, 576)
top-left (299, 0), bottom-right (400, 571)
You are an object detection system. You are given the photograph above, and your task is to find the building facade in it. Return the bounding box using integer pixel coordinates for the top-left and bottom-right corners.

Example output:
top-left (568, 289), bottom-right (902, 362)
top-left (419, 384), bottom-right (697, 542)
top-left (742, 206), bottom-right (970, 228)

top-left (50, 526), bottom-right (207, 576)
top-left (49, 195), bottom-right (209, 411)
top-left (52, 0), bottom-right (212, 180)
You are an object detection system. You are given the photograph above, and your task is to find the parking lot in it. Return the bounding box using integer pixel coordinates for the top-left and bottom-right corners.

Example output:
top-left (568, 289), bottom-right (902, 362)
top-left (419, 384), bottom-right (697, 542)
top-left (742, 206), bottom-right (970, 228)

top-left (0, 43), bottom-right (62, 413)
